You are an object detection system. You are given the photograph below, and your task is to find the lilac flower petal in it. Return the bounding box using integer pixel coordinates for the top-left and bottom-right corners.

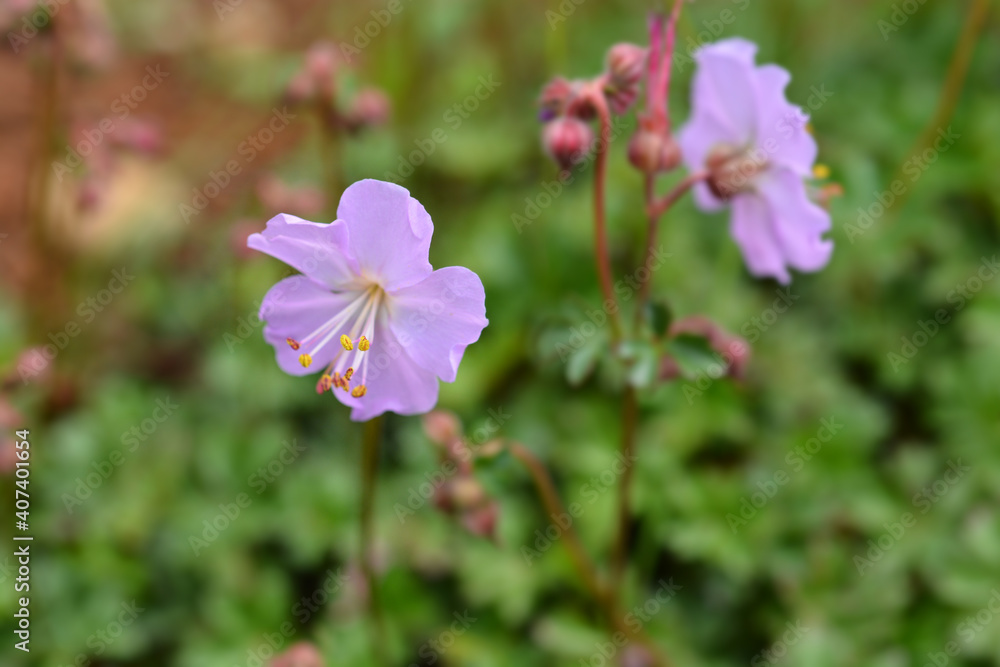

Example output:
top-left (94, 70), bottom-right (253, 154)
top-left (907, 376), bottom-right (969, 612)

top-left (730, 192), bottom-right (791, 284)
top-left (757, 167), bottom-right (833, 273)
top-left (690, 38), bottom-right (760, 145)
top-left (336, 179), bottom-right (434, 291)
top-left (333, 310), bottom-right (439, 421)
top-left (754, 64), bottom-right (817, 175)
top-left (259, 275), bottom-right (365, 375)
top-left (386, 266), bottom-right (488, 383)
top-left (247, 213), bottom-right (361, 290)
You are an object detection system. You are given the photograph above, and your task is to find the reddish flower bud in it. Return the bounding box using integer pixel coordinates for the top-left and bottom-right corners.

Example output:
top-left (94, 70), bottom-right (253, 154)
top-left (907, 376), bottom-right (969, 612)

top-left (606, 43), bottom-right (647, 90)
top-left (345, 88), bottom-right (391, 133)
top-left (628, 127), bottom-right (681, 174)
top-left (538, 77), bottom-right (574, 122)
top-left (605, 43), bottom-right (646, 115)
top-left (423, 410), bottom-right (462, 445)
top-left (543, 116), bottom-right (594, 171)
top-left (461, 501), bottom-right (499, 541)
top-left (111, 119), bottom-right (163, 155)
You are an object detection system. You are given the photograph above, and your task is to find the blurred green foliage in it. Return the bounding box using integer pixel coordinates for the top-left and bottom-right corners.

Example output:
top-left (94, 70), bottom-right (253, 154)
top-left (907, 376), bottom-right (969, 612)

top-left (2, 0), bottom-right (1000, 665)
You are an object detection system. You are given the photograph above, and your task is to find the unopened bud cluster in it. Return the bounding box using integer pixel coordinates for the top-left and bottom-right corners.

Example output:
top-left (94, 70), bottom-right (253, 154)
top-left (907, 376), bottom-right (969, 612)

top-left (285, 42), bottom-right (390, 135)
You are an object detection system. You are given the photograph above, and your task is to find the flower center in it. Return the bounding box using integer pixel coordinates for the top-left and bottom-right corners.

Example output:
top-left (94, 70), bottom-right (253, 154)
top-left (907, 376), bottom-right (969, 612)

top-left (286, 283), bottom-right (385, 399)
top-left (705, 143), bottom-right (769, 200)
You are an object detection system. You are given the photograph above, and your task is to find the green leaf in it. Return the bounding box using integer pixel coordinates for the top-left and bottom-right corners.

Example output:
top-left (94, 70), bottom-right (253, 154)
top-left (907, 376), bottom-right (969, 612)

top-left (644, 299), bottom-right (673, 338)
top-left (665, 333), bottom-right (720, 379)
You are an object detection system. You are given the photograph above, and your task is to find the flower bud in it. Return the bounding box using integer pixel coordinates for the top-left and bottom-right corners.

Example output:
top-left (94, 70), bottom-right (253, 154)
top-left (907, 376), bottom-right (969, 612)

top-left (605, 43), bottom-right (646, 115)
top-left (423, 410), bottom-right (462, 445)
top-left (461, 501), bottom-right (499, 541)
top-left (538, 77), bottom-right (574, 122)
top-left (606, 43), bottom-right (647, 90)
top-left (628, 128), bottom-right (681, 174)
top-left (543, 116), bottom-right (594, 171)
top-left (344, 88), bottom-right (391, 133)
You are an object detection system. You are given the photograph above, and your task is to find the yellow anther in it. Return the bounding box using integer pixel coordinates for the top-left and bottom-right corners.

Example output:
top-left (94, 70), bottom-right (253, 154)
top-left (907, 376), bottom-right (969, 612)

top-left (351, 385), bottom-right (367, 398)
top-left (340, 335), bottom-right (353, 351)
top-left (316, 375), bottom-right (332, 393)
top-left (298, 353), bottom-right (312, 368)
top-left (286, 338), bottom-right (301, 350)
top-left (812, 163), bottom-right (830, 180)
top-left (344, 368), bottom-right (354, 381)
top-left (358, 336), bottom-right (370, 351)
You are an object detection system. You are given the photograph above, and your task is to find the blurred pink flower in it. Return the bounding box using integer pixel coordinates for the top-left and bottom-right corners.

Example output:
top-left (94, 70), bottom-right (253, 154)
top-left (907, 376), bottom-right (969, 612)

top-left (678, 39), bottom-right (832, 283)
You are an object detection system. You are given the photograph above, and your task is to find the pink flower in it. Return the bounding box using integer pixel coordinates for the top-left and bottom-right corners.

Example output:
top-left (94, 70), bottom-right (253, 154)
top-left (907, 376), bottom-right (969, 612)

top-left (248, 180), bottom-right (488, 421)
top-left (678, 39), bottom-right (833, 284)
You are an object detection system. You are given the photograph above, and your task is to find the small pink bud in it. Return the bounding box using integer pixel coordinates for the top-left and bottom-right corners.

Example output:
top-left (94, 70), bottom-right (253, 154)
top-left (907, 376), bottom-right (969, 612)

top-left (111, 119), bottom-right (163, 155)
top-left (606, 43), bottom-right (646, 90)
top-left (461, 501), bottom-right (499, 541)
top-left (543, 116), bottom-right (594, 171)
top-left (344, 88), bottom-right (391, 133)
top-left (628, 128), bottom-right (681, 174)
top-left (305, 42), bottom-right (339, 83)
top-left (538, 77), bottom-right (574, 122)
top-left (423, 410), bottom-right (462, 445)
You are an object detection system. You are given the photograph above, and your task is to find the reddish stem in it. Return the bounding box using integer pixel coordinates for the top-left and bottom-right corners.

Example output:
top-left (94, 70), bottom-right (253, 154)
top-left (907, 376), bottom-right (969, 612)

top-left (588, 88), bottom-right (623, 341)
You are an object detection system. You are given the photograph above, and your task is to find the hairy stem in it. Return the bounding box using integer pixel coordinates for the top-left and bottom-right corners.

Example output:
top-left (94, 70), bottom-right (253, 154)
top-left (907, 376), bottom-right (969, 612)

top-left (647, 171), bottom-right (708, 219)
top-left (636, 175), bottom-right (662, 318)
top-left (511, 442), bottom-right (669, 666)
top-left (360, 416), bottom-right (387, 665)
top-left (591, 93), bottom-right (623, 341)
